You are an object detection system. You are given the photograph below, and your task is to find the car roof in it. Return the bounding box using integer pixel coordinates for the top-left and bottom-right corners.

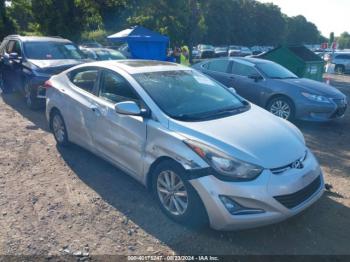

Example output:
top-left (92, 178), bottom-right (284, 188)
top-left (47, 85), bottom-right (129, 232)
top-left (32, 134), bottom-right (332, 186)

top-left (201, 57), bottom-right (274, 66)
top-left (73, 60), bottom-right (191, 74)
top-left (5, 35), bottom-right (72, 43)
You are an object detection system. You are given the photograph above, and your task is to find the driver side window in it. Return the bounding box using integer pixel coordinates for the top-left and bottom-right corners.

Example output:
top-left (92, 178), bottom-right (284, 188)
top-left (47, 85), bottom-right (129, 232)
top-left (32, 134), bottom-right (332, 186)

top-left (99, 70), bottom-right (139, 103)
top-left (6, 40), bottom-right (22, 56)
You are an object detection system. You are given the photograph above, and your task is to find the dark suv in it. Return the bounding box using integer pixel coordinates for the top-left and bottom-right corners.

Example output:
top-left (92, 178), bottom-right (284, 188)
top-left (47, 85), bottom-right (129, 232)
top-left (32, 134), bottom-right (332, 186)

top-left (0, 35), bottom-right (87, 108)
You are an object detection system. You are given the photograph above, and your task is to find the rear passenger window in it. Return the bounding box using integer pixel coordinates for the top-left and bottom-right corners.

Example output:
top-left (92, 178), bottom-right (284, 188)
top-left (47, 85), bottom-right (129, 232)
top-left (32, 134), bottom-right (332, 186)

top-left (69, 68), bottom-right (99, 93)
top-left (99, 70), bottom-right (139, 103)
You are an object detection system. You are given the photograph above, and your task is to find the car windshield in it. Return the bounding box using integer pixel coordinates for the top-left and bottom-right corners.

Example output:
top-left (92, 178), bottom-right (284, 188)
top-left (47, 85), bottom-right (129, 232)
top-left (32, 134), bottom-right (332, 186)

top-left (24, 42), bottom-right (84, 60)
top-left (201, 45), bottom-right (213, 49)
top-left (257, 62), bottom-right (298, 79)
top-left (133, 70), bottom-right (248, 121)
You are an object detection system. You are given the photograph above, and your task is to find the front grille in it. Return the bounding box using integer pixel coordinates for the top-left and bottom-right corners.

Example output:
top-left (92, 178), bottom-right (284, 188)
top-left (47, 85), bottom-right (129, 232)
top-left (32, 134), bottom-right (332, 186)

top-left (274, 176), bottom-right (321, 209)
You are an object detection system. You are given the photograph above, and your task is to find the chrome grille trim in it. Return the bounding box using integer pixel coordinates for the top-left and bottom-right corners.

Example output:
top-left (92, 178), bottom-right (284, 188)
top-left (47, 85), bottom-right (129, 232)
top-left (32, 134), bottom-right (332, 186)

top-left (271, 150), bottom-right (308, 174)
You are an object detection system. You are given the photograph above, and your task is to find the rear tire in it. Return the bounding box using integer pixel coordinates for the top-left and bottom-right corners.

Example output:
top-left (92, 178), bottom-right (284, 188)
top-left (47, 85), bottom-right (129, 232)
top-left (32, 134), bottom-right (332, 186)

top-left (50, 111), bottom-right (69, 147)
top-left (267, 96), bottom-right (295, 121)
top-left (152, 160), bottom-right (208, 228)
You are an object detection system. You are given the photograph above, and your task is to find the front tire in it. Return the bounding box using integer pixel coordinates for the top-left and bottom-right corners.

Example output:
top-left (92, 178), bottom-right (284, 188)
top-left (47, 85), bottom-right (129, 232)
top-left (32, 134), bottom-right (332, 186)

top-left (267, 96), bottom-right (295, 121)
top-left (51, 111), bottom-right (69, 147)
top-left (24, 82), bottom-right (42, 110)
top-left (152, 160), bottom-right (208, 228)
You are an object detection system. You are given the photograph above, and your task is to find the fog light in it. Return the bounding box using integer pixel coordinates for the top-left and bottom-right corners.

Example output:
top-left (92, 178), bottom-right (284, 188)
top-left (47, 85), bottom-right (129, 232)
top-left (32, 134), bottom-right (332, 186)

top-left (219, 195), bottom-right (265, 215)
top-left (219, 195), bottom-right (241, 213)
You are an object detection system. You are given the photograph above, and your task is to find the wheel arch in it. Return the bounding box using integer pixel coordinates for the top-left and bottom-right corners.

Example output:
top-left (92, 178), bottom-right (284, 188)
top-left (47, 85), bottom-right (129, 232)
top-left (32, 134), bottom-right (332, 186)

top-left (145, 156), bottom-right (180, 191)
top-left (265, 93), bottom-right (295, 110)
top-left (49, 107), bottom-right (62, 131)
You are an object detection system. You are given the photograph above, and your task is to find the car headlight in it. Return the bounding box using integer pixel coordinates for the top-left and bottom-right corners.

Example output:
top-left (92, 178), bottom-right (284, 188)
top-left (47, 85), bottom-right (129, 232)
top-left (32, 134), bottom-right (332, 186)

top-left (184, 140), bottom-right (263, 181)
top-left (302, 92), bottom-right (330, 103)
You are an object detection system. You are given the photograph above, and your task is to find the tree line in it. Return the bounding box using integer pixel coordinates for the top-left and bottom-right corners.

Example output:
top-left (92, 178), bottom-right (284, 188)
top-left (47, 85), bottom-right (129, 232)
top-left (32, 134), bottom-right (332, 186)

top-left (0, 0), bottom-right (339, 48)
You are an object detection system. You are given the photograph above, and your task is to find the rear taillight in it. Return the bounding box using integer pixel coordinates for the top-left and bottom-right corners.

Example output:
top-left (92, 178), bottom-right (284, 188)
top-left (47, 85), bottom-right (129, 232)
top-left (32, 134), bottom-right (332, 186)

top-left (44, 80), bottom-right (53, 89)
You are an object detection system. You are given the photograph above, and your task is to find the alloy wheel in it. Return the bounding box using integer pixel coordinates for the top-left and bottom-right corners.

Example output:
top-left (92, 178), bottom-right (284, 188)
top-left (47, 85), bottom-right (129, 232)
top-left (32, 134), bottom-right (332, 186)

top-left (157, 170), bottom-right (189, 216)
top-left (270, 100), bottom-right (291, 119)
top-left (52, 114), bottom-right (65, 143)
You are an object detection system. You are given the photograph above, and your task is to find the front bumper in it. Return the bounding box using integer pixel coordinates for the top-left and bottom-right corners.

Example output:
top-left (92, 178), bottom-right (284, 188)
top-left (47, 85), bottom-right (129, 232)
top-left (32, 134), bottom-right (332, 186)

top-left (296, 97), bottom-right (347, 121)
top-left (190, 151), bottom-right (324, 230)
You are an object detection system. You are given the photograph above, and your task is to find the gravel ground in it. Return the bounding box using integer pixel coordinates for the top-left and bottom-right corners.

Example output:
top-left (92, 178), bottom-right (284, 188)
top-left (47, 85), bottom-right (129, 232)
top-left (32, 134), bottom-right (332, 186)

top-left (0, 74), bottom-right (349, 257)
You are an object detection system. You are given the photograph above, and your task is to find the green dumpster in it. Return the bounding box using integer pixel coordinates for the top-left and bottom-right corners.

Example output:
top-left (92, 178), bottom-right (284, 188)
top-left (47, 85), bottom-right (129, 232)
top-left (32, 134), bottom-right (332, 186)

top-left (259, 46), bottom-right (324, 81)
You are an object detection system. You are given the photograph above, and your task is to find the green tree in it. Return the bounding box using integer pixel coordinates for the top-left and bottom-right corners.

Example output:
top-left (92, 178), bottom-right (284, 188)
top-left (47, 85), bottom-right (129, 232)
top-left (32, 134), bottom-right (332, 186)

top-left (0, 0), bottom-right (16, 39)
top-left (337, 32), bottom-right (350, 49)
top-left (31, 0), bottom-right (99, 41)
top-left (284, 15), bottom-right (321, 45)
top-left (7, 0), bottom-right (33, 33)
top-left (329, 32), bottom-right (334, 46)
top-left (128, 0), bottom-right (204, 47)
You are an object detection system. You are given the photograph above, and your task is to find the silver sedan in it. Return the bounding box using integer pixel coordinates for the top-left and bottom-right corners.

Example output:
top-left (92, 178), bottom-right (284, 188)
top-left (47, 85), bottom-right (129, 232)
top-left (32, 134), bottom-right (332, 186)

top-left (45, 60), bottom-right (324, 230)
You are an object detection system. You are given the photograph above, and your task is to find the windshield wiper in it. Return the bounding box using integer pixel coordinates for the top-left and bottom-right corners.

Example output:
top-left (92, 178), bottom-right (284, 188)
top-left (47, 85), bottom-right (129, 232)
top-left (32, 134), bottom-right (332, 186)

top-left (174, 102), bottom-right (250, 122)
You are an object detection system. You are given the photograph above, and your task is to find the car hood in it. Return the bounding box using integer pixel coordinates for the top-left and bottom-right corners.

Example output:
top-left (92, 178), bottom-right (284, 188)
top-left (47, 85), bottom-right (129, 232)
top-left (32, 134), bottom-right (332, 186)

top-left (278, 78), bottom-right (345, 98)
top-left (28, 59), bottom-right (86, 75)
top-left (169, 105), bottom-right (306, 169)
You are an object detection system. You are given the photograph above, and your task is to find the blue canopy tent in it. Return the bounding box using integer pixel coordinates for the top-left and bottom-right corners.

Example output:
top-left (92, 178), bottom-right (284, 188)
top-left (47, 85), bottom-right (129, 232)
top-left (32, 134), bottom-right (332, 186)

top-left (107, 26), bottom-right (169, 61)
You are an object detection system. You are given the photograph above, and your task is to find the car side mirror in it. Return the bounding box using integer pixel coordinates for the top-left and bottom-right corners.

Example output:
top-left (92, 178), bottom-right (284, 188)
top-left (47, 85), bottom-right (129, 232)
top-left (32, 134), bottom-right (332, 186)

top-left (248, 74), bottom-right (262, 82)
top-left (9, 52), bottom-right (22, 63)
top-left (228, 87), bottom-right (237, 94)
top-left (115, 101), bottom-right (144, 116)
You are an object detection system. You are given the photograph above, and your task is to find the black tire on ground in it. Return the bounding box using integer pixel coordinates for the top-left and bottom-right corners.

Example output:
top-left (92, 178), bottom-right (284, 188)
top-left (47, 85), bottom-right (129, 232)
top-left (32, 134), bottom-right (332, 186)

top-left (24, 81), bottom-right (44, 110)
top-left (267, 96), bottom-right (295, 121)
top-left (152, 160), bottom-right (209, 228)
top-left (334, 65), bottom-right (345, 74)
top-left (50, 110), bottom-right (70, 147)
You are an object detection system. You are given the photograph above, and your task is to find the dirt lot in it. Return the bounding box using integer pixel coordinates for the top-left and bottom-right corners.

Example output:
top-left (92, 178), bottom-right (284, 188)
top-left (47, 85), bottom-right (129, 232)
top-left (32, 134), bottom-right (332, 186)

top-left (0, 74), bottom-right (349, 257)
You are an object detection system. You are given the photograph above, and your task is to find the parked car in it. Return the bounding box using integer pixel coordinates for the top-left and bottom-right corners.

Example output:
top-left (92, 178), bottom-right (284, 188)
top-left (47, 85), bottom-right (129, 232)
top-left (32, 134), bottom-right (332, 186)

top-left (46, 60), bottom-right (324, 230)
top-left (327, 52), bottom-right (350, 74)
top-left (80, 47), bottom-right (126, 61)
top-left (0, 35), bottom-right (88, 108)
top-left (79, 41), bottom-right (103, 49)
top-left (228, 45), bottom-right (241, 57)
top-left (240, 46), bottom-right (253, 57)
top-left (197, 44), bottom-right (215, 59)
top-left (228, 46), bottom-right (252, 57)
top-left (214, 46), bottom-right (228, 57)
top-left (118, 43), bottom-right (132, 58)
top-left (191, 46), bottom-right (199, 59)
top-left (193, 57), bottom-right (347, 121)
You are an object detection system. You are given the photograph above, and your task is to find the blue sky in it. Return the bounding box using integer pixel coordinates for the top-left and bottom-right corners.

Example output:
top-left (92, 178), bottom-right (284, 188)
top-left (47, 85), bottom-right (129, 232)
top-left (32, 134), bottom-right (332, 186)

top-left (257, 0), bottom-right (349, 37)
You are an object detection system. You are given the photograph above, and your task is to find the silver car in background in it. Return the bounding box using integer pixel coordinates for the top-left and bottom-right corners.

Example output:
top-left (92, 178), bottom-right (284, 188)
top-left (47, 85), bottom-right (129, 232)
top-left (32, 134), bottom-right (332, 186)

top-left (45, 60), bottom-right (324, 230)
